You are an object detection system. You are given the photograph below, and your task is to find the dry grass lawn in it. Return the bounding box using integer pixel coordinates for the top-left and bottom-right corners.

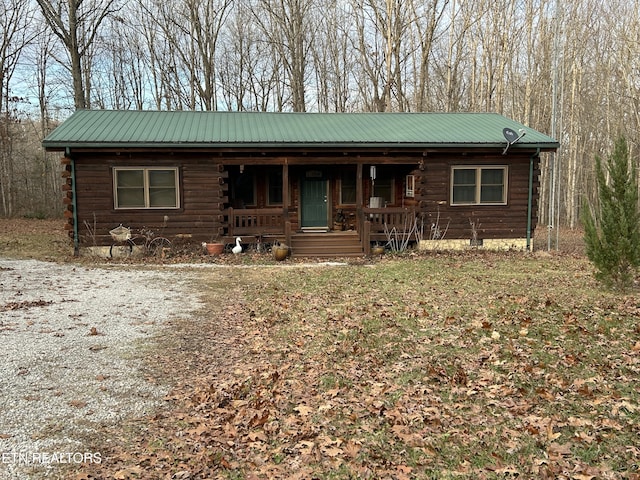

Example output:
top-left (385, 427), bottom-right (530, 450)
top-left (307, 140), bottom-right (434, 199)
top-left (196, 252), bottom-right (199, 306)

top-left (1, 219), bottom-right (638, 479)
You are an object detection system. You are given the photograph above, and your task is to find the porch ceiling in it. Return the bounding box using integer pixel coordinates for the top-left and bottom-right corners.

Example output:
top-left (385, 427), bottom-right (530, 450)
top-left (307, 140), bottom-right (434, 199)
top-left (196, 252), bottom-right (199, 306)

top-left (43, 110), bottom-right (559, 152)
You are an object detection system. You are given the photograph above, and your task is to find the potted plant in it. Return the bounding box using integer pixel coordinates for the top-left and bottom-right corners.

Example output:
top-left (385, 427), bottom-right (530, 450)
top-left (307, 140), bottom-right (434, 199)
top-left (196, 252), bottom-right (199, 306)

top-left (202, 241), bottom-right (224, 255)
top-left (371, 242), bottom-right (385, 255)
top-left (272, 240), bottom-right (290, 261)
top-left (202, 234), bottom-right (224, 255)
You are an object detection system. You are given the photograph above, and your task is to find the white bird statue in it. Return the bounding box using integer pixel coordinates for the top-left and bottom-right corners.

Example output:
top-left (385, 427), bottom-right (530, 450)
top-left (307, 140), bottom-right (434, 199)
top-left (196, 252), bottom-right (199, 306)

top-left (232, 237), bottom-right (243, 255)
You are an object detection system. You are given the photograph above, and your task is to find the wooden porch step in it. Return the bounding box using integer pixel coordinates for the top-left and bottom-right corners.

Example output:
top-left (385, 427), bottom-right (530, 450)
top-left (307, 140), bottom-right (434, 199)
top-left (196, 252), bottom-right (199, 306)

top-left (290, 231), bottom-right (364, 258)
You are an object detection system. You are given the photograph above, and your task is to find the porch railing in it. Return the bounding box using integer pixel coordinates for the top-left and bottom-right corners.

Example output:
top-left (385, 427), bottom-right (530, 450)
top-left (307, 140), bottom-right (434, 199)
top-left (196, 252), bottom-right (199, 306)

top-left (364, 206), bottom-right (418, 232)
top-left (361, 207), bottom-right (418, 251)
top-left (227, 207), bottom-right (286, 237)
top-left (226, 206), bottom-right (418, 253)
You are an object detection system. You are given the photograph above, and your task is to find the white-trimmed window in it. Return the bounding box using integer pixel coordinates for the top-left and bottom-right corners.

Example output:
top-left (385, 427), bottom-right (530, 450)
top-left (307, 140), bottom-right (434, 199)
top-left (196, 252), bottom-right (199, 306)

top-left (405, 175), bottom-right (415, 197)
top-left (114, 168), bottom-right (179, 209)
top-left (451, 166), bottom-right (507, 205)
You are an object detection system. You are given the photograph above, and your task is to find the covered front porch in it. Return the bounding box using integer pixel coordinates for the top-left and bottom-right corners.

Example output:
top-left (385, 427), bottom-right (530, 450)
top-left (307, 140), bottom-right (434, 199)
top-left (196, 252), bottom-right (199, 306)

top-left (220, 161), bottom-right (420, 256)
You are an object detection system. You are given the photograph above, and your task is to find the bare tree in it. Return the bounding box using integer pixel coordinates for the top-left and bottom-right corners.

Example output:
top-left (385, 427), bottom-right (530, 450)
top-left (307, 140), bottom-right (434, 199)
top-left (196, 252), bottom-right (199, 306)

top-left (179, 0), bottom-right (232, 110)
top-left (218, 4), bottom-right (252, 110)
top-left (35, 0), bottom-right (121, 109)
top-left (138, 0), bottom-right (232, 111)
top-left (32, 28), bottom-right (64, 216)
top-left (350, 0), bottom-right (411, 111)
top-left (407, 0), bottom-right (448, 112)
top-left (429, 0), bottom-right (480, 112)
top-left (134, 0), bottom-right (182, 110)
top-left (252, 0), bottom-right (316, 112)
top-left (0, 0), bottom-right (34, 216)
top-left (309, 0), bottom-right (355, 112)
top-left (91, 14), bottom-right (148, 110)
top-left (219, 2), bottom-right (282, 111)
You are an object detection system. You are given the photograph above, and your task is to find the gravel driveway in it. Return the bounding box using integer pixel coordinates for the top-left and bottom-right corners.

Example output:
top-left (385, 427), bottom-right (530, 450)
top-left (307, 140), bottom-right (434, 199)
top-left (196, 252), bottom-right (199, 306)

top-left (0, 259), bottom-right (202, 479)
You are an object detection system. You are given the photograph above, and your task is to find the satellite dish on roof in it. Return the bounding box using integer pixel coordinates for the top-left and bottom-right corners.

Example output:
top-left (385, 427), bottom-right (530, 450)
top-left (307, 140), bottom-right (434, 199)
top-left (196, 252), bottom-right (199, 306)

top-left (503, 128), bottom-right (518, 143)
top-left (502, 127), bottom-right (526, 155)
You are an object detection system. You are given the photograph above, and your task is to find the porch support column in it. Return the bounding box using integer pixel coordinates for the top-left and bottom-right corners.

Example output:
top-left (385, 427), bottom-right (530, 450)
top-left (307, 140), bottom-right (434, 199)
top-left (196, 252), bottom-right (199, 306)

top-left (356, 162), bottom-right (363, 230)
top-left (526, 149), bottom-right (539, 252)
top-left (283, 161), bottom-right (291, 245)
top-left (282, 161), bottom-right (289, 215)
top-left (356, 162), bottom-right (363, 207)
top-left (356, 162), bottom-right (370, 253)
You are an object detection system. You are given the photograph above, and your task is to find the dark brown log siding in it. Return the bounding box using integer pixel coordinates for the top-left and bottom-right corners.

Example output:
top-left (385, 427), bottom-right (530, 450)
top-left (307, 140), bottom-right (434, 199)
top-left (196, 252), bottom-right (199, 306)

top-left (65, 150), bottom-right (540, 246)
top-left (72, 153), bottom-right (227, 245)
top-left (416, 153), bottom-right (539, 240)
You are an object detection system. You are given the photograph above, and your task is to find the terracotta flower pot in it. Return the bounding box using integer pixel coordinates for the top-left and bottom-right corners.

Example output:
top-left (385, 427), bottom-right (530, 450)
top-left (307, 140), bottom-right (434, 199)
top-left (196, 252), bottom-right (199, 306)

top-left (204, 242), bottom-right (224, 255)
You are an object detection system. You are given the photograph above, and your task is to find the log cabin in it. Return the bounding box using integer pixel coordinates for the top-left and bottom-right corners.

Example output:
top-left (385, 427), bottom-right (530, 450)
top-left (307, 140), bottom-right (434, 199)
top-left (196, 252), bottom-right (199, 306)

top-left (42, 110), bottom-right (558, 256)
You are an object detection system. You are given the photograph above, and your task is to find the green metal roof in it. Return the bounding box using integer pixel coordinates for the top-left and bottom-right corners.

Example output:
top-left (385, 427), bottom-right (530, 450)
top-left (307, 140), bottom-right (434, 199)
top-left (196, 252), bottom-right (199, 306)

top-left (42, 110), bottom-right (559, 151)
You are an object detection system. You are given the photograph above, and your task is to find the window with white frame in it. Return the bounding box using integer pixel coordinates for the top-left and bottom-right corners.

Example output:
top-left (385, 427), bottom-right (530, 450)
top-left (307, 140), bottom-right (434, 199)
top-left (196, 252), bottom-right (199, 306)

top-left (405, 175), bottom-right (415, 197)
top-left (114, 168), bottom-right (179, 209)
top-left (451, 166), bottom-right (507, 205)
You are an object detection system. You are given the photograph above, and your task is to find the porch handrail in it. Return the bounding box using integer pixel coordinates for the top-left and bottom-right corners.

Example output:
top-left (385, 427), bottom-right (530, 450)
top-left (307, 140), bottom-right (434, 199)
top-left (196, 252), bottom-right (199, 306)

top-left (363, 206), bottom-right (418, 233)
top-left (227, 207), bottom-right (286, 236)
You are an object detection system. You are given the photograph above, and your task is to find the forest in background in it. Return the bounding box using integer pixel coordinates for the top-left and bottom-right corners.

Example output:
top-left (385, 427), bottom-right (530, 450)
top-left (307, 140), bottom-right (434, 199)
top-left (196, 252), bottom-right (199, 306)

top-left (1, 0), bottom-right (639, 241)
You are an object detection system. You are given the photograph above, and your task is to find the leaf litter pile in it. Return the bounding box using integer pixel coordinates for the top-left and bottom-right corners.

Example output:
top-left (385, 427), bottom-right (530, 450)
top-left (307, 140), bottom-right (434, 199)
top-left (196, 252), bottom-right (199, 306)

top-left (76, 253), bottom-right (639, 479)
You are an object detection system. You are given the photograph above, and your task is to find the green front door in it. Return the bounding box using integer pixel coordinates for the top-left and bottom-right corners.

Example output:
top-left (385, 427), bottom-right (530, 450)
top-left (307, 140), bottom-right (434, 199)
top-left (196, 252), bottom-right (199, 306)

top-left (301, 173), bottom-right (327, 228)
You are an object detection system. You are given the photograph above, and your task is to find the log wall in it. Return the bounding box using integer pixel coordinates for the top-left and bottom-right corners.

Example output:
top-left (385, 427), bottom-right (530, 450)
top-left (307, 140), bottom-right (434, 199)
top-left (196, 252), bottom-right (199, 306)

top-left (69, 153), bottom-right (227, 246)
top-left (415, 153), bottom-right (540, 240)
top-left (63, 150), bottom-right (540, 247)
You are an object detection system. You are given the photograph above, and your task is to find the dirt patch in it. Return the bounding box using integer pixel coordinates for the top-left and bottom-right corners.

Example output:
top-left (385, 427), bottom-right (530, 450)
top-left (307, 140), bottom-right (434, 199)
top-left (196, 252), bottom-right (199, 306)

top-left (0, 218), bottom-right (72, 261)
top-left (146, 269), bottom-right (252, 381)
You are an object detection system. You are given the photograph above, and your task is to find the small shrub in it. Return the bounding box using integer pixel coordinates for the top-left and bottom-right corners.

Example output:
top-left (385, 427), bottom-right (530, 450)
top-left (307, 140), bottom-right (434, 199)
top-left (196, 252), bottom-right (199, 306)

top-left (582, 136), bottom-right (640, 290)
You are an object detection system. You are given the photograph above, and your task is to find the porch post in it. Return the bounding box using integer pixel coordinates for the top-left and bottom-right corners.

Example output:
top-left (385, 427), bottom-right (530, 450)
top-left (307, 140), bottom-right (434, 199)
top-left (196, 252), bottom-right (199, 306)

top-left (526, 150), bottom-right (539, 252)
top-left (356, 163), bottom-right (368, 250)
top-left (283, 161), bottom-right (291, 245)
top-left (356, 163), bottom-right (363, 208)
top-left (282, 161), bottom-right (289, 215)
